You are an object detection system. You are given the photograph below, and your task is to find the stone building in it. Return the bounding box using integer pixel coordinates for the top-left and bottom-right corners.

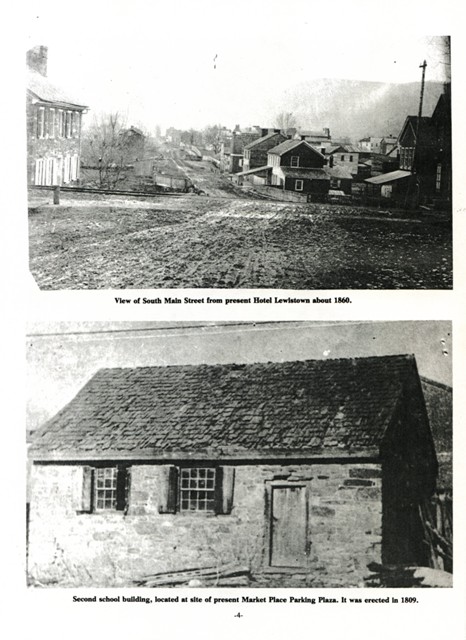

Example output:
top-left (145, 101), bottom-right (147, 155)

top-left (28, 355), bottom-right (438, 588)
top-left (26, 46), bottom-right (88, 186)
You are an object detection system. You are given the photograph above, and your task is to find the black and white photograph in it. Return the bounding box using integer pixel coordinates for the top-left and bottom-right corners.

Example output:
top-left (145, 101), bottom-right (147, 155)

top-left (5, 0), bottom-right (465, 638)
top-left (25, 5), bottom-right (452, 290)
top-left (27, 321), bottom-right (452, 589)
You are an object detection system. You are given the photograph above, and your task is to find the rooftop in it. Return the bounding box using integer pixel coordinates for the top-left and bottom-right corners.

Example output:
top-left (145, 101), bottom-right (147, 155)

top-left (243, 132), bottom-right (286, 150)
top-left (27, 68), bottom-right (88, 109)
top-left (30, 355), bottom-right (426, 462)
top-left (365, 170), bottom-right (412, 185)
top-left (268, 139), bottom-right (324, 157)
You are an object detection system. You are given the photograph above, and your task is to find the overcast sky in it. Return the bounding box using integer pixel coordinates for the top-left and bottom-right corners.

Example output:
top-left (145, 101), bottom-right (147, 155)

top-left (26, 321), bottom-right (451, 431)
top-left (25, 0), bottom-right (450, 131)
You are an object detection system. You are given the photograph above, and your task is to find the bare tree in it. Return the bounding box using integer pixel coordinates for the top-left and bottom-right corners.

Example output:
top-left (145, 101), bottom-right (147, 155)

top-left (81, 112), bottom-right (131, 188)
top-left (203, 124), bottom-right (223, 154)
top-left (275, 111), bottom-right (298, 132)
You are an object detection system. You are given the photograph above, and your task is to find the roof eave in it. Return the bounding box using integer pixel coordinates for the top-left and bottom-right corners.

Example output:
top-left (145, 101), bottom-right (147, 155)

top-left (30, 447), bottom-right (381, 463)
top-left (27, 89), bottom-right (88, 111)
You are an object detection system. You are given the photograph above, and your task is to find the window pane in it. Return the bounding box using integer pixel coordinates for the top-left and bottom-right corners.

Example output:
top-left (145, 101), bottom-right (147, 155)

top-left (94, 467), bottom-right (117, 511)
top-left (179, 467), bottom-right (216, 512)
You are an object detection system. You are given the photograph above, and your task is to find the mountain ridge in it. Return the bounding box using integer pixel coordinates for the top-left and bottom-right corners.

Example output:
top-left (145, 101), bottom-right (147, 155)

top-left (274, 79), bottom-right (446, 141)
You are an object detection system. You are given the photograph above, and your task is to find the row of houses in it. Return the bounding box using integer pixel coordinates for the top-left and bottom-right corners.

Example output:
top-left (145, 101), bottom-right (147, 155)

top-left (221, 85), bottom-right (451, 208)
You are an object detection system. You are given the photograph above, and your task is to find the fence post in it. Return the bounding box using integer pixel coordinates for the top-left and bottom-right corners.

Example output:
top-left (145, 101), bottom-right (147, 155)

top-left (53, 186), bottom-right (60, 205)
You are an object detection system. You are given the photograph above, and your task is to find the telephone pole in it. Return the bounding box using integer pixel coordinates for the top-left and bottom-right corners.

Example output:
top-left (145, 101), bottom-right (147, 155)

top-left (413, 60), bottom-right (427, 175)
top-left (418, 60), bottom-right (427, 121)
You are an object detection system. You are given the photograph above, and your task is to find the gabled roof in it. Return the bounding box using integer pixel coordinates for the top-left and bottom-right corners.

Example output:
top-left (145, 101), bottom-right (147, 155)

top-left (327, 144), bottom-right (359, 155)
top-left (398, 116), bottom-right (436, 147)
top-left (244, 132), bottom-right (286, 151)
top-left (30, 355), bottom-right (428, 462)
top-left (268, 139), bottom-right (324, 158)
top-left (27, 68), bottom-right (88, 110)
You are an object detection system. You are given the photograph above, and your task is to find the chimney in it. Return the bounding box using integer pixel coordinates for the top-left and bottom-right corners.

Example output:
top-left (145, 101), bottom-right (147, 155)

top-left (27, 45), bottom-right (48, 76)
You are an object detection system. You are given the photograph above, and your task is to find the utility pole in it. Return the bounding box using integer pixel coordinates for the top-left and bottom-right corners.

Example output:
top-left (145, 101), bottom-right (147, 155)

top-left (413, 60), bottom-right (427, 175)
top-left (418, 60), bottom-right (427, 121)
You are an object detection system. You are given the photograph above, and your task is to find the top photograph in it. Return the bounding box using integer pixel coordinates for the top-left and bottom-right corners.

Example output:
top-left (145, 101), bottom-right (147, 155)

top-left (26, 16), bottom-right (452, 290)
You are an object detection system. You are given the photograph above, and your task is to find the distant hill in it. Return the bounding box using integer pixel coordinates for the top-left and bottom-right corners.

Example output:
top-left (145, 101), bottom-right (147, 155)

top-left (277, 79), bottom-right (445, 141)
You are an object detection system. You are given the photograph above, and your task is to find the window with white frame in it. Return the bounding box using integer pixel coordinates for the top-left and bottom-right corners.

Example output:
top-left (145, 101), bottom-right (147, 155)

top-left (295, 179), bottom-right (303, 191)
top-left (78, 465), bottom-right (131, 513)
top-left (94, 467), bottom-right (118, 510)
top-left (180, 467), bottom-right (217, 512)
top-left (158, 465), bottom-right (235, 515)
top-left (291, 156), bottom-right (299, 167)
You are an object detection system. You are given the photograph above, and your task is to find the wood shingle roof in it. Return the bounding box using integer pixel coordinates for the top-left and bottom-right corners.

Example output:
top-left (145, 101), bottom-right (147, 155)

top-left (30, 355), bottom-right (428, 462)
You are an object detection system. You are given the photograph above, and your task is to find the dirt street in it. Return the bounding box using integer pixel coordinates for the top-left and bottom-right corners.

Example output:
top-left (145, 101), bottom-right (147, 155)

top-left (29, 194), bottom-right (452, 289)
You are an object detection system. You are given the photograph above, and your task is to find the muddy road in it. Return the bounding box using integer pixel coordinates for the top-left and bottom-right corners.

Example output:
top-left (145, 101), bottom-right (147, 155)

top-left (29, 194), bottom-right (452, 290)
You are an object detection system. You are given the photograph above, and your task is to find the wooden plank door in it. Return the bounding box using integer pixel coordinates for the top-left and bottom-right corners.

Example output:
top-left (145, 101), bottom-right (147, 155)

top-left (270, 485), bottom-right (308, 568)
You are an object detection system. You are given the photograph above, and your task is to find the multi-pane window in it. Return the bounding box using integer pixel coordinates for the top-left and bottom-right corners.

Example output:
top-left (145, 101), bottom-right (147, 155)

top-left (400, 146), bottom-right (414, 170)
top-left (94, 467), bottom-right (118, 511)
top-left (290, 156), bottom-right (299, 167)
top-left (180, 467), bottom-right (216, 512)
top-left (295, 179), bottom-right (303, 191)
top-left (77, 465), bottom-right (130, 513)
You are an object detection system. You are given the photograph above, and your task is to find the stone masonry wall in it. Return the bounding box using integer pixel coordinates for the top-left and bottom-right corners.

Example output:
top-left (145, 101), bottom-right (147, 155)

top-left (28, 462), bottom-right (382, 587)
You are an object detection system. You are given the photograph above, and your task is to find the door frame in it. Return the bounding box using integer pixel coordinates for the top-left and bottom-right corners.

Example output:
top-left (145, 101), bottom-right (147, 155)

top-left (263, 480), bottom-right (311, 572)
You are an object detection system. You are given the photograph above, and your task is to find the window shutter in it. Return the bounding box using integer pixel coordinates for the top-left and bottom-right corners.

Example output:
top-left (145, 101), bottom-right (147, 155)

top-left (81, 465), bottom-right (93, 512)
top-left (217, 466), bottom-right (235, 515)
top-left (116, 465), bottom-right (128, 511)
top-left (158, 465), bottom-right (178, 514)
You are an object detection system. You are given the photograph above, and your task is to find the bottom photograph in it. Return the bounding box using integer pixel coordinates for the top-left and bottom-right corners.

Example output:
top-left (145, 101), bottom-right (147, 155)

top-left (26, 321), bottom-right (452, 589)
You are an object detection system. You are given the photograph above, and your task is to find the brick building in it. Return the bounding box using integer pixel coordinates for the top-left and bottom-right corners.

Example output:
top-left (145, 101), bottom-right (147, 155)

top-left (26, 46), bottom-right (88, 186)
top-left (27, 355), bottom-right (439, 588)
